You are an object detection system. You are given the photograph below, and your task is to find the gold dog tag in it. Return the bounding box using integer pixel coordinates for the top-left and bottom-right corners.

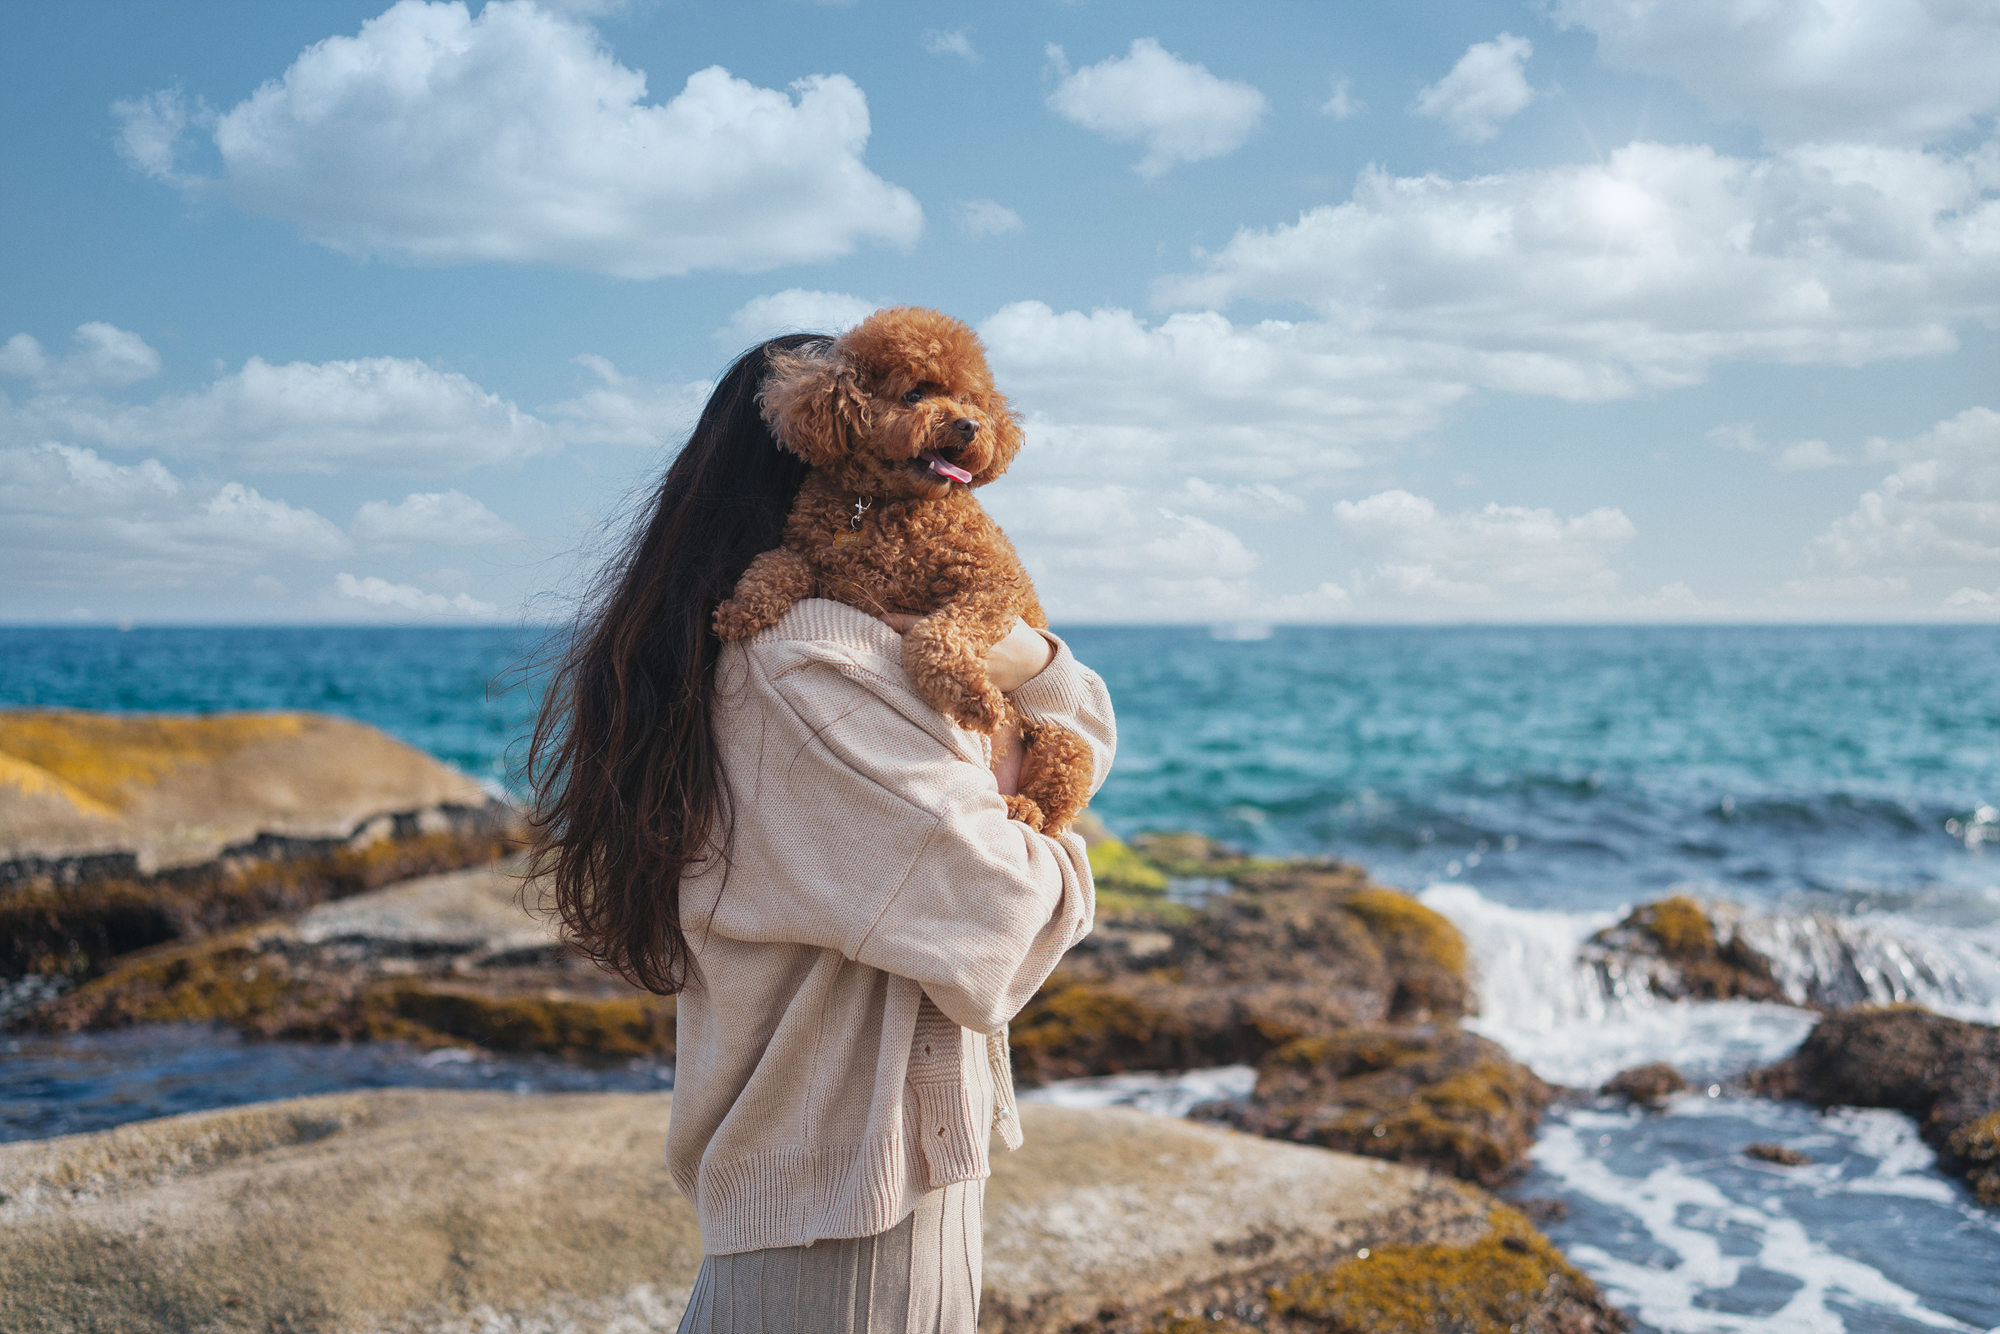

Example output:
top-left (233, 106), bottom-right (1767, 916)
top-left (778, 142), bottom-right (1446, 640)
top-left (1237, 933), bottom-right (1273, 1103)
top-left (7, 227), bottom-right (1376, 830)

top-left (835, 530), bottom-right (866, 548)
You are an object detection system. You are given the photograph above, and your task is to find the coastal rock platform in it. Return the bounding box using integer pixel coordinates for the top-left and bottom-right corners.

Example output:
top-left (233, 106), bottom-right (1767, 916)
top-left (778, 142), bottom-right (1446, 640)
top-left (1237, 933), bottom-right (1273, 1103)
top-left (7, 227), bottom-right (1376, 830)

top-left (0, 1088), bottom-right (1553, 1334)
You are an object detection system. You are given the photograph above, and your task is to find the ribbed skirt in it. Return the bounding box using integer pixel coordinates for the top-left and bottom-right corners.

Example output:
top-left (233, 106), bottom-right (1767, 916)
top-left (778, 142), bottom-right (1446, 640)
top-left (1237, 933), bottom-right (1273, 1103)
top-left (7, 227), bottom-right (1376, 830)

top-left (674, 1179), bottom-right (984, 1334)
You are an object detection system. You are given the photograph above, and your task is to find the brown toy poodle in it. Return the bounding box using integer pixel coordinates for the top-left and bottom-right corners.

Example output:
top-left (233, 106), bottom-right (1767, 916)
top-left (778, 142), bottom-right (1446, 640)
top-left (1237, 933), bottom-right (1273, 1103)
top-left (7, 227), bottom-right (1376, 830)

top-left (712, 306), bottom-right (1094, 836)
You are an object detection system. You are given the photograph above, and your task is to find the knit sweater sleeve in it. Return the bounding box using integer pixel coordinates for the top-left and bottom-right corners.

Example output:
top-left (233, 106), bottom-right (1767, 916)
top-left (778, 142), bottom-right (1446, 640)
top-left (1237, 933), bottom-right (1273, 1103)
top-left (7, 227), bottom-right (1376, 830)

top-left (700, 634), bottom-right (1109, 1035)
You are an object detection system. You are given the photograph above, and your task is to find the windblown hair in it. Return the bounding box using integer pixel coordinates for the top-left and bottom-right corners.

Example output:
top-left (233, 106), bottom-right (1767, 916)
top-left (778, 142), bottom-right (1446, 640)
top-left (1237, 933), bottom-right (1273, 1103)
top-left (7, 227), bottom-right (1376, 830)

top-left (524, 335), bottom-right (823, 995)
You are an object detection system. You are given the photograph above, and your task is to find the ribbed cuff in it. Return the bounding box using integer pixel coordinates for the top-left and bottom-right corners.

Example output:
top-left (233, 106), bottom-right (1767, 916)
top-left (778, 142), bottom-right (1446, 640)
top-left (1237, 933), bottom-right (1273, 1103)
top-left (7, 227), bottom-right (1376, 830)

top-left (1008, 632), bottom-right (1096, 724)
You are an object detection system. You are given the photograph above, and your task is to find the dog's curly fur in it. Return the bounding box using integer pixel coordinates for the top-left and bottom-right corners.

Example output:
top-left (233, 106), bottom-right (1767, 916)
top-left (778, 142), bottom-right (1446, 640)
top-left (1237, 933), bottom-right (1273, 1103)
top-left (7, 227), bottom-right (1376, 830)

top-left (713, 307), bottom-right (1093, 836)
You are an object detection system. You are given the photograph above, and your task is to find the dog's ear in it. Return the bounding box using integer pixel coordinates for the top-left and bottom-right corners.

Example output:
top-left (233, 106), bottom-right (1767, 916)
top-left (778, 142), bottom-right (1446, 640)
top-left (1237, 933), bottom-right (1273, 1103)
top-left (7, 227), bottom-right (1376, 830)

top-left (970, 395), bottom-right (1025, 486)
top-left (760, 348), bottom-right (866, 468)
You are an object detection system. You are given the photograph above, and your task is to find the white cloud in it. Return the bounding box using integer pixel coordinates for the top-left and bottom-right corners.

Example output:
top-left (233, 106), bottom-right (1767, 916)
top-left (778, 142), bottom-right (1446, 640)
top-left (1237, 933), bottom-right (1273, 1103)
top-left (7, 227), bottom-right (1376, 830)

top-left (543, 355), bottom-right (711, 448)
top-left (1412, 33), bottom-right (1536, 142)
top-left (5, 354), bottom-right (555, 473)
top-left (1172, 478), bottom-right (1306, 517)
top-left (1332, 489), bottom-right (1636, 603)
top-left (0, 444), bottom-right (348, 587)
top-left (922, 29), bottom-right (978, 63)
top-left (1806, 406), bottom-right (2000, 573)
top-left (1555, 0), bottom-right (2000, 146)
top-left (1322, 77), bottom-right (1363, 120)
top-left (1157, 140), bottom-right (2000, 394)
top-left (329, 571), bottom-right (498, 618)
top-left (981, 303), bottom-right (1476, 481)
top-left (350, 490), bottom-right (521, 550)
top-left (959, 199), bottom-right (1024, 238)
top-left (1046, 38), bottom-right (1268, 179)
top-left (0, 323), bottom-right (162, 391)
top-left (110, 88), bottom-right (206, 183)
top-left (1944, 585), bottom-right (1998, 609)
top-left (120, 0), bottom-right (921, 277)
top-left (1707, 421), bottom-right (1848, 469)
top-left (716, 289), bottom-right (879, 346)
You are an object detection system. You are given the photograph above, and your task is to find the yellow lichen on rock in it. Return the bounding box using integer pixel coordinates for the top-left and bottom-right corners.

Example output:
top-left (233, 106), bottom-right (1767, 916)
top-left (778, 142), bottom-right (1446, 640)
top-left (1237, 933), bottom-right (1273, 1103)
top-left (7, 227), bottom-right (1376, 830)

top-left (1269, 1206), bottom-right (1626, 1334)
top-left (1090, 835), bottom-right (1171, 897)
top-left (0, 711), bottom-right (307, 810)
top-left (1947, 1109), bottom-right (2000, 1206)
top-left (1340, 887), bottom-right (1472, 1020)
top-left (0, 752), bottom-right (119, 818)
top-left (1633, 896), bottom-right (1716, 960)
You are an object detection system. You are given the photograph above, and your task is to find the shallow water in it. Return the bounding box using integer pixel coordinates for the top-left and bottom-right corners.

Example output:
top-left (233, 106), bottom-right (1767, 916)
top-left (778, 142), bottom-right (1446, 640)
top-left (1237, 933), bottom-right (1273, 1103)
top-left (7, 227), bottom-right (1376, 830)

top-left (0, 1025), bottom-right (672, 1144)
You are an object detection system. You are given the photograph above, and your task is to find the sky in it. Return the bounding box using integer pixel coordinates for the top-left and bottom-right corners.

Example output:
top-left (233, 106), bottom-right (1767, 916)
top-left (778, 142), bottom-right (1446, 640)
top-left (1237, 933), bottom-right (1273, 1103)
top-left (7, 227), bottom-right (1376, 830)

top-left (2, 0), bottom-right (1997, 627)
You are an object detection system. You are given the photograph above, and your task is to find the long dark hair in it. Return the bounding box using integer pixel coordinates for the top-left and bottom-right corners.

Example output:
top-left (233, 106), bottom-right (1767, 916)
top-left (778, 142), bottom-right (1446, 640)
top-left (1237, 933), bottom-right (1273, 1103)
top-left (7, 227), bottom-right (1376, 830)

top-left (525, 334), bottom-right (823, 994)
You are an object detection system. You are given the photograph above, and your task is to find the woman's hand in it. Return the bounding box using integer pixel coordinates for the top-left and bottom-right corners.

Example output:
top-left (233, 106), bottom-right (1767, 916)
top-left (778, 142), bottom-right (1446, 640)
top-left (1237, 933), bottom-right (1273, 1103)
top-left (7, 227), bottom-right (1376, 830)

top-left (876, 614), bottom-right (1054, 693)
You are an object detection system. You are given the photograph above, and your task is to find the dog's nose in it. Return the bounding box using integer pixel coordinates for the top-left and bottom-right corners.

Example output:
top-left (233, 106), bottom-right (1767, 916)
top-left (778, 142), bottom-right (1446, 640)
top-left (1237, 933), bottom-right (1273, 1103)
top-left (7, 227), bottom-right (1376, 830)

top-left (953, 417), bottom-right (979, 442)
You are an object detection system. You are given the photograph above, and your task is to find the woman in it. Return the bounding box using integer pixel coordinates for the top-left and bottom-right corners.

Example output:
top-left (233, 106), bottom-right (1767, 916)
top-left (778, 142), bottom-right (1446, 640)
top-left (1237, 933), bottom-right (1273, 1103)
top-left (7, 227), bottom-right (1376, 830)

top-left (527, 334), bottom-right (1116, 1333)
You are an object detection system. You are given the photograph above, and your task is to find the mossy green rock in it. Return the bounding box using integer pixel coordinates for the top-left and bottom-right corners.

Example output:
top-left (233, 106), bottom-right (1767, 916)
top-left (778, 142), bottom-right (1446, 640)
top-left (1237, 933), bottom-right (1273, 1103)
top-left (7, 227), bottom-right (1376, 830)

top-left (1583, 895), bottom-right (1783, 1003)
top-left (1213, 1027), bottom-right (1553, 1188)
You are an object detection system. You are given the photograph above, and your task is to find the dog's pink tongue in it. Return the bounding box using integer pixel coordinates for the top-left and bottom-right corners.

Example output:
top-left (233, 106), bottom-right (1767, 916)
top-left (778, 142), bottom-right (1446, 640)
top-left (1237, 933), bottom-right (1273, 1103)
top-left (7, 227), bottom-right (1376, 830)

top-left (923, 451), bottom-right (973, 484)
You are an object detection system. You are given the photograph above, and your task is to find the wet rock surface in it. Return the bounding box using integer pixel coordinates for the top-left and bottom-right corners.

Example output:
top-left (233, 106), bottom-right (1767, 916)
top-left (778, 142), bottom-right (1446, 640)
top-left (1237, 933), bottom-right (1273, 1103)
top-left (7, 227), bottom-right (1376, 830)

top-left (1749, 1005), bottom-right (2000, 1205)
top-left (1600, 1062), bottom-right (1689, 1106)
top-left (1581, 895), bottom-right (1783, 1004)
top-left (1199, 1028), bottom-right (1553, 1189)
top-left (17, 861), bottom-right (674, 1061)
top-left (1019, 837), bottom-right (1473, 1088)
top-left (0, 1089), bottom-right (1627, 1334)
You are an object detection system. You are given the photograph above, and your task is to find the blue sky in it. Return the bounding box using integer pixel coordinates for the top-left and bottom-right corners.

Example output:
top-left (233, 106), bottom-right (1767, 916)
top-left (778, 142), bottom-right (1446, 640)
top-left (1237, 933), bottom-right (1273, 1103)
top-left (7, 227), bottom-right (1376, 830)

top-left (3, 0), bottom-right (1996, 625)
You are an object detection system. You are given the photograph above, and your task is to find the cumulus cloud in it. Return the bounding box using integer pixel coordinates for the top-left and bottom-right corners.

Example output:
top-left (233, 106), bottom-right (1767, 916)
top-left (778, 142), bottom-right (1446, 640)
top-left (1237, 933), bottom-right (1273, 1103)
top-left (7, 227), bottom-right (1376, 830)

top-left (542, 355), bottom-right (711, 448)
top-left (328, 572), bottom-right (498, 618)
top-left (959, 199), bottom-right (1025, 238)
top-left (1157, 140), bottom-right (2000, 395)
top-left (1332, 489), bottom-right (1636, 603)
top-left (716, 289), bottom-right (880, 346)
top-left (1412, 33), bottom-right (1536, 142)
top-left (350, 490), bottom-right (521, 551)
top-left (1555, 0), bottom-right (2000, 146)
top-left (1805, 406), bottom-right (2000, 574)
top-left (981, 303), bottom-right (1478, 481)
top-left (117, 0), bottom-right (921, 277)
top-left (6, 353), bottom-right (556, 473)
top-left (0, 323), bottom-right (162, 391)
top-left (0, 444), bottom-right (347, 588)
top-left (1046, 38), bottom-right (1268, 179)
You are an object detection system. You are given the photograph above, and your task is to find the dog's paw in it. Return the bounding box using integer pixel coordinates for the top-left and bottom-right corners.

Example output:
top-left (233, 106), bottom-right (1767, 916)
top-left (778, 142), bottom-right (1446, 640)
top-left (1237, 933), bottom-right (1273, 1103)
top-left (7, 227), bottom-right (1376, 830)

top-left (1004, 794), bottom-right (1047, 831)
top-left (712, 597), bottom-right (766, 641)
top-left (947, 681), bottom-right (1008, 734)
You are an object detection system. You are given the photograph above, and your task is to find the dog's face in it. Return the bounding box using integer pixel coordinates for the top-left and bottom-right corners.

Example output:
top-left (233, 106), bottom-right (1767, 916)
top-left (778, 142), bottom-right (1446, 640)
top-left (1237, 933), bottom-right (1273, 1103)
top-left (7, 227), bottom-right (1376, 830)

top-left (759, 307), bottom-right (1024, 501)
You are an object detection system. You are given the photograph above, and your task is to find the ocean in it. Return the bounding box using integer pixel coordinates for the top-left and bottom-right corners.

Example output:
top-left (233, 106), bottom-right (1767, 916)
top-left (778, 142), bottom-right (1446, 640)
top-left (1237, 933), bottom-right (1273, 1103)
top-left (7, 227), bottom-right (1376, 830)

top-left (4, 623), bottom-right (1999, 1333)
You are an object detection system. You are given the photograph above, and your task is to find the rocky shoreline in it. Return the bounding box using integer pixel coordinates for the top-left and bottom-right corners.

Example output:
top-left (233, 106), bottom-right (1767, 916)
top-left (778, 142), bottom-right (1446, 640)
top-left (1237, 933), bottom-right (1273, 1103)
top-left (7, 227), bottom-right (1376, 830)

top-left (5, 706), bottom-right (1998, 1332)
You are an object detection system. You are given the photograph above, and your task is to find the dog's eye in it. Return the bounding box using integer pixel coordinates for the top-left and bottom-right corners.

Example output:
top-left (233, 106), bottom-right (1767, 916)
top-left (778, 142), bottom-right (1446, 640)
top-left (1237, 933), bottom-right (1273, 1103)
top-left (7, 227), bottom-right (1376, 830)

top-left (902, 388), bottom-right (925, 406)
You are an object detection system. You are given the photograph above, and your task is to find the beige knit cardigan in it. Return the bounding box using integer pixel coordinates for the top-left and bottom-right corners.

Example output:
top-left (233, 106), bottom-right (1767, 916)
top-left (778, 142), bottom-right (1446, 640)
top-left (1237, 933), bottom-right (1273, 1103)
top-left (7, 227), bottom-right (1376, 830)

top-left (667, 599), bottom-right (1115, 1256)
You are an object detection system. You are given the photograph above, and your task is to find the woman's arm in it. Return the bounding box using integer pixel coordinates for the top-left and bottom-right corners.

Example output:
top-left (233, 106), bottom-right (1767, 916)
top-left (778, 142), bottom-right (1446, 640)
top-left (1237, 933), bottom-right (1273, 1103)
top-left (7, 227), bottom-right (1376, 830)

top-left (694, 635), bottom-right (1112, 1033)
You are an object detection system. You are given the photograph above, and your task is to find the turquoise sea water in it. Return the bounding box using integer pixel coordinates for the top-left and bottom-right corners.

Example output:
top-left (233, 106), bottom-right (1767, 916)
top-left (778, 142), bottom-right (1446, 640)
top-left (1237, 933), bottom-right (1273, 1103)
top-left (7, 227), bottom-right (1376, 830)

top-left (7, 623), bottom-right (1998, 920)
top-left (6, 623), bottom-right (2000, 1333)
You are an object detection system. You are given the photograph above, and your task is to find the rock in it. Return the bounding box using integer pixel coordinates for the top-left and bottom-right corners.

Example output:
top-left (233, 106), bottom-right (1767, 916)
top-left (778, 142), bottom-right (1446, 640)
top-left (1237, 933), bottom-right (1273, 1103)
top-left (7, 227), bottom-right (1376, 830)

top-left (0, 1089), bottom-right (1595, 1334)
top-left (1744, 1143), bottom-right (1811, 1166)
top-left (1, 710), bottom-right (517, 994)
top-left (1601, 1062), bottom-right (1688, 1105)
top-left (1261, 1204), bottom-right (1628, 1334)
top-left (1200, 1027), bottom-right (1553, 1188)
top-left (1012, 860), bottom-right (1475, 1085)
top-left (1581, 895), bottom-right (1783, 1004)
top-left (1, 709), bottom-right (493, 878)
top-left (23, 861), bottom-right (676, 1061)
top-left (1750, 1006), bottom-right (2000, 1205)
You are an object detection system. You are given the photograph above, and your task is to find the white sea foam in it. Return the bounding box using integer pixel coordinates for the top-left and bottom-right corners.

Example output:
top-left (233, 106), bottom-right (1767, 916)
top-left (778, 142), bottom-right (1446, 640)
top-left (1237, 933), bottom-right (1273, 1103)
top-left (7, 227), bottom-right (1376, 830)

top-left (1018, 1064), bottom-right (1256, 1118)
top-left (1531, 1099), bottom-right (2000, 1333)
top-left (1417, 882), bottom-right (2000, 1088)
